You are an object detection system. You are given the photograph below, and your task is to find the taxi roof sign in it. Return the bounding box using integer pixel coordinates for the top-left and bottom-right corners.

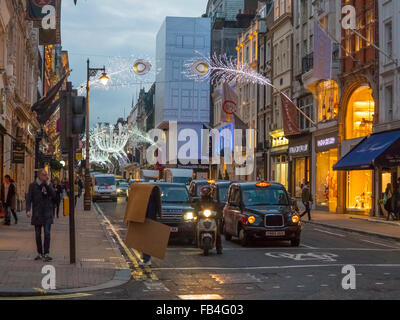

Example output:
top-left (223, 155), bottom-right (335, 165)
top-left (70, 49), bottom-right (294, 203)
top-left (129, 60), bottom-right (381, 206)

top-left (255, 182), bottom-right (270, 188)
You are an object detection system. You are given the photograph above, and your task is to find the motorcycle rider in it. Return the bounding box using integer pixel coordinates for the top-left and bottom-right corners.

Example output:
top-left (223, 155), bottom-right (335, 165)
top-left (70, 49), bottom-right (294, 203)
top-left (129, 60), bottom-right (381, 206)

top-left (194, 185), bottom-right (223, 254)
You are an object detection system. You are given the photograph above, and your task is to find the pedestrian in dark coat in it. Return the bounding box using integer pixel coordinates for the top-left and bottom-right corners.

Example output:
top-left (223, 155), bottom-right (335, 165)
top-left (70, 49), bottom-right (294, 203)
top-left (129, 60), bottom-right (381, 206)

top-left (26, 169), bottom-right (56, 262)
top-left (300, 181), bottom-right (313, 221)
top-left (1, 175), bottom-right (17, 225)
top-left (53, 178), bottom-right (63, 219)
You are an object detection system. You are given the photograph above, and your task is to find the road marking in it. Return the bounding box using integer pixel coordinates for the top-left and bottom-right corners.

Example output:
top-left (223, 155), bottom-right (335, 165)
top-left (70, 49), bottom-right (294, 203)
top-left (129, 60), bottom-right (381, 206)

top-left (320, 284), bottom-right (328, 287)
top-left (273, 286), bottom-right (280, 289)
top-left (265, 252), bottom-right (338, 262)
top-left (300, 244), bottom-right (316, 249)
top-left (152, 263), bottom-right (400, 271)
top-left (297, 285), bottom-right (305, 288)
top-left (307, 275), bottom-right (313, 277)
top-left (360, 239), bottom-right (398, 249)
top-left (0, 293), bottom-right (92, 300)
top-left (328, 274), bottom-right (337, 277)
top-left (376, 283), bottom-right (384, 285)
top-left (179, 294), bottom-right (223, 300)
top-left (314, 228), bottom-right (345, 238)
top-left (384, 273), bottom-right (391, 275)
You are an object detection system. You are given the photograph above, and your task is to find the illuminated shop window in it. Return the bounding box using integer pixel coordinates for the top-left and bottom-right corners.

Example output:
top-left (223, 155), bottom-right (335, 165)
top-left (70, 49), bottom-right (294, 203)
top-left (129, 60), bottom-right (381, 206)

top-left (272, 156), bottom-right (288, 189)
top-left (346, 170), bottom-right (373, 215)
top-left (316, 149), bottom-right (338, 213)
top-left (345, 85), bottom-right (374, 140)
top-left (294, 158), bottom-right (306, 198)
top-left (317, 80), bottom-right (339, 122)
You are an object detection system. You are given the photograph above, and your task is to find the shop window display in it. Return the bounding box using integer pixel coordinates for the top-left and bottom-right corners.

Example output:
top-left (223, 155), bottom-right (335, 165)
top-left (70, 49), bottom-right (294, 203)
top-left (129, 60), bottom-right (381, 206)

top-left (346, 170), bottom-right (373, 214)
top-left (317, 80), bottom-right (339, 122)
top-left (345, 86), bottom-right (375, 140)
top-left (272, 156), bottom-right (288, 189)
top-left (294, 158), bottom-right (306, 198)
top-left (316, 149), bottom-right (338, 212)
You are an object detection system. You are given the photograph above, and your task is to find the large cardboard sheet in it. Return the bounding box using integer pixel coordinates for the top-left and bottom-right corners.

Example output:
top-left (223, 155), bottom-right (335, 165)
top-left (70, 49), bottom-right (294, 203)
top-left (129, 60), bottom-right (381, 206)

top-left (124, 184), bottom-right (160, 223)
top-left (125, 219), bottom-right (171, 260)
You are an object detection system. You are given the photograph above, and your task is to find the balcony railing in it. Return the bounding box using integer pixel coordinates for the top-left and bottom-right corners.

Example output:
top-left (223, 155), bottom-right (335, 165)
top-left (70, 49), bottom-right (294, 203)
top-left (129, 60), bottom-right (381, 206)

top-left (302, 53), bottom-right (313, 74)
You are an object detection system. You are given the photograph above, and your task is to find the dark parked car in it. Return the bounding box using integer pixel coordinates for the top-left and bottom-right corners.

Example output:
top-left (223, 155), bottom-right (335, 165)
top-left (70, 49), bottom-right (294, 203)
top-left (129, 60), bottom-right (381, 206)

top-left (152, 182), bottom-right (196, 242)
top-left (222, 182), bottom-right (301, 247)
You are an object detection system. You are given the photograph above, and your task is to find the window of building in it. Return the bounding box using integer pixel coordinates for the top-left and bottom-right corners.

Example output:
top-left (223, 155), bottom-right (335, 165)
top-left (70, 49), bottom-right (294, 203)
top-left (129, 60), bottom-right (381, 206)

top-left (365, 10), bottom-right (374, 45)
top-left (299, 96), bottom-right (313, 130)
top-left (385, 85), bottom-right (393, 122)
top-left (317, 80), bottom-right (339, 122)
top-left (385, 21), bottom-right (393, 58)
top-left (345, 85), bottom-right (374, 140)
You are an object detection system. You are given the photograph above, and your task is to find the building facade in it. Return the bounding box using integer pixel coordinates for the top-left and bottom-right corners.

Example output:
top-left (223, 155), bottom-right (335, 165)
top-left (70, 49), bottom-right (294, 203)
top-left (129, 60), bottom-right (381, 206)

top-left (155, 17), bottom-right (211, 177)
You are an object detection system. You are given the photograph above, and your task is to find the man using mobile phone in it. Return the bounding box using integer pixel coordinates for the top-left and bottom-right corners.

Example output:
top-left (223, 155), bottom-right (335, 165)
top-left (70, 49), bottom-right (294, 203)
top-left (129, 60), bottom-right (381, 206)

top-left (26, 169), bottom-right (56, 262)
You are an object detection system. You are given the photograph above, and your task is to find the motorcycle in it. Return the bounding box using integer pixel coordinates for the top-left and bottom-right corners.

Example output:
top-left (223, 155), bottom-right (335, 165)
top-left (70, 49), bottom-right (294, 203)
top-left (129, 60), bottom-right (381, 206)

top-left (195, 208), bottom-right (218, 256)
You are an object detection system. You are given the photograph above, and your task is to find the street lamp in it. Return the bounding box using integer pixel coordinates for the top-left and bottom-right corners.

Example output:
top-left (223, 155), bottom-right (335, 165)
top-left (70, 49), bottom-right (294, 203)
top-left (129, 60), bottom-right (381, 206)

top-left (84, 59), bottom-right (109, 211)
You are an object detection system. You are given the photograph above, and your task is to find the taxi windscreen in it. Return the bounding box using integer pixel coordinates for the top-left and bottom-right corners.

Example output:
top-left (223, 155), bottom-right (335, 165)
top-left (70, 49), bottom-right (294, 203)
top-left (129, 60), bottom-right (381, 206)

top-left (242, 187), bottom-right (289, 206)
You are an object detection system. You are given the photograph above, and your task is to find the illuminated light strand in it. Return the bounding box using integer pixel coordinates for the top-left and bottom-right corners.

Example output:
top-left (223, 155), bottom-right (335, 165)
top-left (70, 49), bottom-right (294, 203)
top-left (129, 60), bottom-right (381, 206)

top-left (184, 52), bottom-right (316, 126)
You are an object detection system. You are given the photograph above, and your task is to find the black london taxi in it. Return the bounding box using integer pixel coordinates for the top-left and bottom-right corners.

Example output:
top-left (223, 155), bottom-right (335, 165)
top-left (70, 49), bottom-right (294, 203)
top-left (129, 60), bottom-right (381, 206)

top-left (152, 182), bottom-right (196, 243)
top-left (222, 182), bottom-right (301, 247)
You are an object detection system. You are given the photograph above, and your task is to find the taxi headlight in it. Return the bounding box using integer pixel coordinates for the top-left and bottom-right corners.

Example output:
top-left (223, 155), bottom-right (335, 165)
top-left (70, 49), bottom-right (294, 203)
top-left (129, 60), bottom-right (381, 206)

top-left (291, 215), bottom-right (300, 224)
top-left (184, 211), bottom-right (194, 221)
top-left (203, 209), bottom-right (212, 218)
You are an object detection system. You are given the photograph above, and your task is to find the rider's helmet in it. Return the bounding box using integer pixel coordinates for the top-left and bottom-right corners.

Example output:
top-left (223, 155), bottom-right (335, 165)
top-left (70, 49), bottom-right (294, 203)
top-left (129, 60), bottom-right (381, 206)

top-left (200, 185), bottom-right (211, 200)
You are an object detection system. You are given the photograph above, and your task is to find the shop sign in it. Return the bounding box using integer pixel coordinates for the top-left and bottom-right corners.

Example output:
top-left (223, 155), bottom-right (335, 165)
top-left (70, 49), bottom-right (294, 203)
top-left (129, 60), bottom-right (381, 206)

top-left (289, 144), bottom-right (309, 155)
top-left (317, 137), bottom-right (336, 148)
top-left (12, 143), bottom-right (25, 164)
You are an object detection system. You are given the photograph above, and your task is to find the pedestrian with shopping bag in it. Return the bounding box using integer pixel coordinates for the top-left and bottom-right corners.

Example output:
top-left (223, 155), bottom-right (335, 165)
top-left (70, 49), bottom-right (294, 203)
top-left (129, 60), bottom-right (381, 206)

top-left (26, 169), bottom-right (56, 262)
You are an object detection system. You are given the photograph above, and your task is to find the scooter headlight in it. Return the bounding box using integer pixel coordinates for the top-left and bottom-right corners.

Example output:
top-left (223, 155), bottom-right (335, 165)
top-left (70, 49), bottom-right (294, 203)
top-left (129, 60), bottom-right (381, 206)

top-left (184, 211), bottom-right (194, 221)
top-left (203, 209), bottom-right (212, 218)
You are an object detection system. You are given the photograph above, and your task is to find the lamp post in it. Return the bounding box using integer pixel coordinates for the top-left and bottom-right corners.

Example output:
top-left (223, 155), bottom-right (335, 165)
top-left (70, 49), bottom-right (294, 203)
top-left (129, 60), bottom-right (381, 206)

top-left (84, 59), bottom-right (110, 211)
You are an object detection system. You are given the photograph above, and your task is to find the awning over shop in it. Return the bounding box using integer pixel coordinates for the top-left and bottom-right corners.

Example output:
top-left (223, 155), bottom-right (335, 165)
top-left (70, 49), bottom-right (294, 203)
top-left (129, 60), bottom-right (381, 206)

top-left (333, 130), bottom-right (400, 171)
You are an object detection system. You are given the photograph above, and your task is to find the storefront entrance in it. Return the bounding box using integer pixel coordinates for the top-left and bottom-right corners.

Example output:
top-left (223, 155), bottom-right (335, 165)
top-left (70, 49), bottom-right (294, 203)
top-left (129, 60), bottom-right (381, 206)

top-left (316, 149), bottom-right (338, 212)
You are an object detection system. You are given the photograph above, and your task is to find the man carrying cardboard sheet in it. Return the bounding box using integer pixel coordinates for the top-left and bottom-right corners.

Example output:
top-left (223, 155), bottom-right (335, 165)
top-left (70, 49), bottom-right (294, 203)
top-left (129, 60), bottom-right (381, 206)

top-left (124, 184), bottom-right (170, 267)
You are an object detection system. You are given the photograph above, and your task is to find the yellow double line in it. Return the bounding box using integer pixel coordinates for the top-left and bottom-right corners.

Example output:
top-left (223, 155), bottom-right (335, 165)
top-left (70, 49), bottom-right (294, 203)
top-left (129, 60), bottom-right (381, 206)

top-left (94, 204), bottom-right (158, 281)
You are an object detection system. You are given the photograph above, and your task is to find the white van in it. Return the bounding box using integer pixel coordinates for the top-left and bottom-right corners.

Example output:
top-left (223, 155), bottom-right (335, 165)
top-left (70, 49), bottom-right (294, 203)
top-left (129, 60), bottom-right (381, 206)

top-left (92, 174), bottom-right (117, 202)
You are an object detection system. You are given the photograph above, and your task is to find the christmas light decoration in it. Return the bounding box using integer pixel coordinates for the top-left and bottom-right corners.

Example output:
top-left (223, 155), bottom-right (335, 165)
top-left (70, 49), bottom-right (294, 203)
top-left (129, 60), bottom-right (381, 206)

top-left (92, 123), bottom-right (133, 154)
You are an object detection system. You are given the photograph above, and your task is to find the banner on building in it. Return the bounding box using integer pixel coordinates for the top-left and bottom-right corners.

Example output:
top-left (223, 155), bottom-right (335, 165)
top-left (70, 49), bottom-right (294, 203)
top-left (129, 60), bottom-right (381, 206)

top-left (280, 93), bottom-right (301, 136)
top-left (220, 83), bottom-right (239, 123)
top-left (313, 21), bottom-right (332, 81)
top-left (26, 0), bottom-right (57, 21)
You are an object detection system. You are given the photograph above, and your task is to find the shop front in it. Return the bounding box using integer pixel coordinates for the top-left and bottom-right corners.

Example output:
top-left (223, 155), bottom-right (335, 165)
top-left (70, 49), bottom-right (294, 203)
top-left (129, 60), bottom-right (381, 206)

top-left (334, 129), bottom-right (400, 216)
top-left (315, 133), bottom-right (338, 213)
top-left (288, 135), bottom-right (311, 198)
top-left (269, 130), bottom-right (289, 188)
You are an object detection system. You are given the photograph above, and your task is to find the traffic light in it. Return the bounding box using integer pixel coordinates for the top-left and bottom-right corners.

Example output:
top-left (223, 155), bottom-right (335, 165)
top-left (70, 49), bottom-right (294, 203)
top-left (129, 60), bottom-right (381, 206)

top-left (60, 91), bottom-right (86, 153)
top-left (71, 96), bottom-right (86, 135)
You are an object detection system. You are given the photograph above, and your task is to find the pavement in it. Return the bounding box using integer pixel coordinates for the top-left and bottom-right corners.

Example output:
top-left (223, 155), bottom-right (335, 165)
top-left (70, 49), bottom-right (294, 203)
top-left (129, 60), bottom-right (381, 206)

top-left (302, 210), bottom-right (400, 241)
top-left (0, 198), bottom-right (130, 297)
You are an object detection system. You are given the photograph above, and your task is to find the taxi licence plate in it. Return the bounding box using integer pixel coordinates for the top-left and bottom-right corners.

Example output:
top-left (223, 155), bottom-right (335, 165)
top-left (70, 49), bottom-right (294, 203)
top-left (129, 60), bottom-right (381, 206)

top-left (171, 227), bottom-right (179, 233)
top-left (266, 231), bottom-right (285, 237)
